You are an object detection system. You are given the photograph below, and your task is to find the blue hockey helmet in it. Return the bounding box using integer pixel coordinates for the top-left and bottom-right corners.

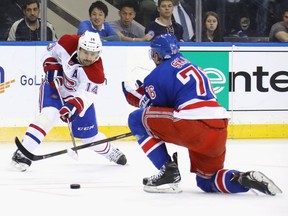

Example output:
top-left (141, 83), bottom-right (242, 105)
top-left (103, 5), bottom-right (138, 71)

top-left (150, 34), bottom-right (180, 60)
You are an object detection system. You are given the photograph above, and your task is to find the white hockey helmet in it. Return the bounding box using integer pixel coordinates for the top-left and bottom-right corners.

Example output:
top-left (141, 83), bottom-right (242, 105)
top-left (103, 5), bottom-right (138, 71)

top-left (78, 31), bottom-right (102, 53)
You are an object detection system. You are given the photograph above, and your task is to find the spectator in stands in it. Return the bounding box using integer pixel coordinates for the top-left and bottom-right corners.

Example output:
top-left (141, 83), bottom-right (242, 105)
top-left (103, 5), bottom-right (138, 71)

top-left (201, 11), bottom-right (223, 42)
top-left (269, 8), bottom-right (288, 42)
top-left (6, 0), bottom-right (57, 41)
top-left (229, 15), bottom-right (259, 38)
top-left (151, 0), bottom-right (195, 42)
top-left (172, 0), bottom-right (195, 42)
top-left (77, 0), bottom-right (120, 41)
top-left (145, 0), bottom-right (183, 41)
top-left (109, 0), bottom-right (153, 41)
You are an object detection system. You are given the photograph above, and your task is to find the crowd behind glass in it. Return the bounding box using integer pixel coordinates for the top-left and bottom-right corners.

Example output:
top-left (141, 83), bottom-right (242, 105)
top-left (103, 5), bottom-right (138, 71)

top-left (0, 0), bottom-right (288, 42)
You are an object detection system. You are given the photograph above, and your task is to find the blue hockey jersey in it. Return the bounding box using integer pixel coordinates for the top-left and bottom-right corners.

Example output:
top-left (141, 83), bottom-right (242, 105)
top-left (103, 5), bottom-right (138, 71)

top-left (143, 53), bottom-right (230, 120)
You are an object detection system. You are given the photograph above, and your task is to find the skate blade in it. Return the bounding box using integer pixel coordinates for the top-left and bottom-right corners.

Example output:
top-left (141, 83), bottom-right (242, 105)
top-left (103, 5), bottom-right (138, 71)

top-left (254, 171), bottom-right (282, 195)
top-left (144, 183), bottom-right (182, 193)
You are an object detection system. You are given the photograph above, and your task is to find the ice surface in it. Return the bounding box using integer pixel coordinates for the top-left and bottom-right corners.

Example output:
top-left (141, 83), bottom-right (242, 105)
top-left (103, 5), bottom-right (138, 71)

top-left (1, 139), bottom-right (287, 216)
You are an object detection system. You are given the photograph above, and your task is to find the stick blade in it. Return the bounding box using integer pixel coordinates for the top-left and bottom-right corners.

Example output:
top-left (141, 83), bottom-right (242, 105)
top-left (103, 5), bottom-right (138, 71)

top-left (14, 137), bottom-right (36, 161)
top-left (67, 148), bottom-right (79, 161)
top-left (14, 136), bottom-right (68, 161)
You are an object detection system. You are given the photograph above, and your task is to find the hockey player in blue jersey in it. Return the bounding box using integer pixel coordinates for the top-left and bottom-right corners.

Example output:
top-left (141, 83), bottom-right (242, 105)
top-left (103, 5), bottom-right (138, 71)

top-left (122, 33), bottom-right (282, 195)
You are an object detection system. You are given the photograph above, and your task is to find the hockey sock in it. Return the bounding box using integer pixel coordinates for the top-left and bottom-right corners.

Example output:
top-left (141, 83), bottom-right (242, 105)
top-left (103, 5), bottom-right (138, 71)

top-left (84, 132), bottom-right (111, 154)
top-left (196, 169), bottom-right (249, 193)
top-left (138, 135), bottom-right (171, 169)
top-left (213, 169), bottom-right (250, 193)
top-left (22, 107), bottom-right (58, 152)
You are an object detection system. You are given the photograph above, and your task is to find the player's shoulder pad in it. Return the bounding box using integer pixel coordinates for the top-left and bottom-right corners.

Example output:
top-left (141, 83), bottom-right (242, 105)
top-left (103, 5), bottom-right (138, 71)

top-left (58, 34), bottom-right (80, 55)
top-left (83, 58), bottom-right (105, 84)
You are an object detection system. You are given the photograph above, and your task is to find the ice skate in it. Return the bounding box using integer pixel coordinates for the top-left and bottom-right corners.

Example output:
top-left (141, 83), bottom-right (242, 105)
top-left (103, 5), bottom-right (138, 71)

top-left (143, 152), bottom-right (182, 193)
top-left (231, 171), bottom-right (282, 196)
top-left (11, 149), bottom-right (32, 172)
top-left (106, 147), bottom-right (127, 165)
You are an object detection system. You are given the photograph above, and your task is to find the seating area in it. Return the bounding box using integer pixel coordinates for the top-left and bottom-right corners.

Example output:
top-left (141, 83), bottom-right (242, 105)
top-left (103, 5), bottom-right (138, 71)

top-left (1, 0), bottom-right (287, 42)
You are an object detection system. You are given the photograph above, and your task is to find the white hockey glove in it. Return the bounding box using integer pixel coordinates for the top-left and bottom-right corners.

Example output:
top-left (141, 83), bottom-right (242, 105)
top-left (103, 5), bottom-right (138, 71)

top-left (136, 80), bottom-right (151, 108)
top-left (139, 95), bottom-right (151, 108)
top-left (122, 80), bottom-right (150, 108)
top-left (122, 81), bottom-right (143, 107)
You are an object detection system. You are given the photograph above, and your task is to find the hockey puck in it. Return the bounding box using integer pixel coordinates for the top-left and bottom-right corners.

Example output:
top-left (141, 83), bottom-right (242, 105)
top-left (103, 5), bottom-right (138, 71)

top-left (70, 184), bottom-right (81, 189)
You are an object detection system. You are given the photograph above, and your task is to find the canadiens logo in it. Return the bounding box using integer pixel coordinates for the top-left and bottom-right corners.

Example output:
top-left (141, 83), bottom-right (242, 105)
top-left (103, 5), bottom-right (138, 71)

top-left (63, 73), bottom-right (77, 91)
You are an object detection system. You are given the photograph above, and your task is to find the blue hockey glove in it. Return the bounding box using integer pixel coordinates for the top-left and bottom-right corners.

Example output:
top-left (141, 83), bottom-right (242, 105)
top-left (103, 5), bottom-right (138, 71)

top-left (59, 97), bottom-right (84, 123)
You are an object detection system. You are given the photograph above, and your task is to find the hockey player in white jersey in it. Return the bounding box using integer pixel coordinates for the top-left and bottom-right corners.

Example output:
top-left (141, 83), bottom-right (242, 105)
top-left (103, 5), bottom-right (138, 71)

top-left (12, 31), bottom-right (127, 171)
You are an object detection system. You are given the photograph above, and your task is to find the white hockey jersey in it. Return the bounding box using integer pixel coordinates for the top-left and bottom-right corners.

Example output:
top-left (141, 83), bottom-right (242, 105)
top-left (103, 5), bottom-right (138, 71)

top-left (42, 34), bottom-right (106, 117)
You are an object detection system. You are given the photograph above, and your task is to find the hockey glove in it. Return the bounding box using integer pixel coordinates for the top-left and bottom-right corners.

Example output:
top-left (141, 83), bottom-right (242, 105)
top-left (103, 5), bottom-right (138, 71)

top-left (43, 57), bottom-right (63, 88)
top-left (46, 70), bottom-right (63, 88)
top-left (59, 97), bottom-right (84, 123)
top-left (135, 80), bottom-right (151, 108)
top-left (135, 80), bottom-right (143, 88)
top-left (122, 81), bottom-right (145, 107)
top-left (139, 94), bottom-right (151, 108)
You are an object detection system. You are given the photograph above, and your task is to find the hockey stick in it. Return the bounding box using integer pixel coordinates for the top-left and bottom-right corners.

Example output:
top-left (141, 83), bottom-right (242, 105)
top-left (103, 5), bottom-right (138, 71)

top-left (15, 132), bottom-right (133, 161)
top-left (54, 79), bottom-right (78, 158)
